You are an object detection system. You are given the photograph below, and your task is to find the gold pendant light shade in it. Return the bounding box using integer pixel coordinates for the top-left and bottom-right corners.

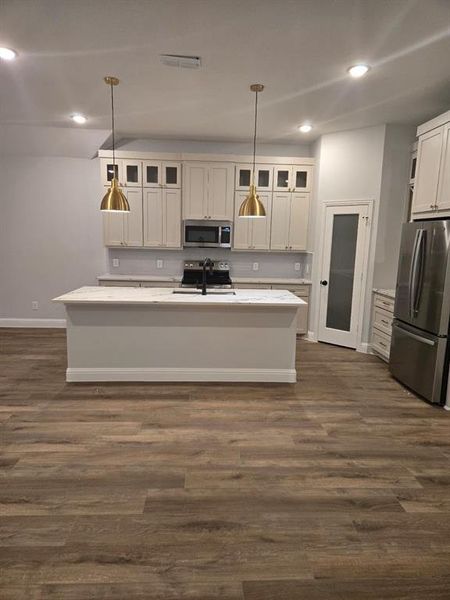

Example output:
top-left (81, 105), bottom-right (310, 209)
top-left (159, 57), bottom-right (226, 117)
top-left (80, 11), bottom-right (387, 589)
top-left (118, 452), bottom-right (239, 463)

top-left (100, 177), bottom-right (130, 212)
top-left (100, 76), bottom-right (130, 212)
top-left (238, 184), bottom-right (266, 218)
top-left (238, 83), bottom-right (266, 218)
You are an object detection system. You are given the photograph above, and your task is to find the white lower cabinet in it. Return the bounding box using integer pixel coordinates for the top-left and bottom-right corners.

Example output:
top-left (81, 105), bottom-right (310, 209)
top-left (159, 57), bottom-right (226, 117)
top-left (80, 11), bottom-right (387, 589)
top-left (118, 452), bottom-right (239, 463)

top-left (103, 187), bottom-right (143, 247)
top-left (143, 188), bottom-right (181, 248)
top-left (233, 192), bottom-right (272, 250)
top-left (371, 291), bottom-right (395, 361)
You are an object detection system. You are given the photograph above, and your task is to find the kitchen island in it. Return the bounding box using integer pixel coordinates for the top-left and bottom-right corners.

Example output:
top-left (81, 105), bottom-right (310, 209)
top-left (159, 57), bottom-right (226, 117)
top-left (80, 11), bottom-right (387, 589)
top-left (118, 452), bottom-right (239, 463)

top-left (53, 286), bottom-right (304, 383)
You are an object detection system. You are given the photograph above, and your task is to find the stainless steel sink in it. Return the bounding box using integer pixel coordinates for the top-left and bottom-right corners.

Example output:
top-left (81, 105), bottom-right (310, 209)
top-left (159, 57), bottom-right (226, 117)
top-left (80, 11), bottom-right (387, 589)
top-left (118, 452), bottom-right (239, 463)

top-left (172, 289), bottom-right (236, 295)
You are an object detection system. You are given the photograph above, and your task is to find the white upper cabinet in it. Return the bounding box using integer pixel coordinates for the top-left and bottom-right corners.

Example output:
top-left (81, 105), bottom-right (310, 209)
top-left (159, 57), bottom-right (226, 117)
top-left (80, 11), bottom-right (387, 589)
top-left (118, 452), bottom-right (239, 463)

top-left (233, 192), bottom-right (272, 250)
top-left (123, 188), bottom-right (144, 246)
top-left (413, 127), bottom-right (444, 215)
top-left (270, 192), bottom-right (309, 251)
top-left (183, 162), bottom-right (209, 219)
top-left (436, 123), bottom-right (450, 213)
top-left (143, 161), bottom-right (181, 188)
top-left (103, 187), bottom-right (143, 247)
top-left (273, 165), bottom-right (312, 192)
top-left (235, 164), bottom-right (273, 191)
top-left (183, 162), bottom-right (233, 220)
top-left (270, 192), bottom-right (291, 250)
top-left (288, 193), bottom-right (309, 250)
top-left (143, 188), bottom-right (181, 248)
top-left (208, 163), bottom-right (234, 220)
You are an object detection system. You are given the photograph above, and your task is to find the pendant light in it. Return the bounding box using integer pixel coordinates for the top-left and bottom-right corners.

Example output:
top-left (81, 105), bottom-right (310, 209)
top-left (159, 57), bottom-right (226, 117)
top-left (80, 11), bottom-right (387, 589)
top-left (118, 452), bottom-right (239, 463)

top-left (100, 76), bottom-right (130, 212)
top-left (238, 83), bottom-right (266, 218)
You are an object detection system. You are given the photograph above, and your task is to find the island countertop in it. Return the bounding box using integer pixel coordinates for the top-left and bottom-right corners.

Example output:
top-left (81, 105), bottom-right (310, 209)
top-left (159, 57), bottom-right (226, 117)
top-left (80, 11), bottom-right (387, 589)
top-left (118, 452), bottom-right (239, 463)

top-left (53, 286), bottom-right (305, 308)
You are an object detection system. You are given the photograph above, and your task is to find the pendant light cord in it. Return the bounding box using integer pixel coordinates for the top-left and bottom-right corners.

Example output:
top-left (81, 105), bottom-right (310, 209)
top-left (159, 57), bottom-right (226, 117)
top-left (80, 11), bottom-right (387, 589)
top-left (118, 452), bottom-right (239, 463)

top-left (252, 90), bottom-right (258, 185)
top-left (110, 82), bottom-right (115, 170)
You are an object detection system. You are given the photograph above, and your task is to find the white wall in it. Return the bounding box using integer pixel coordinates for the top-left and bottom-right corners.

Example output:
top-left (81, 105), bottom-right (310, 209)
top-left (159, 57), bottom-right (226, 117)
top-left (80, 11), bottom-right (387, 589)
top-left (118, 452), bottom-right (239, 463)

top-left (0, 156), bottom-right (105, 321)
top-left (310, 125), bottom-right (387, 344)
top-left (115, 137), bottom-right (312, 157)
top-left (373, 124), bottom-right (416, 288)
top-left (108, 248), bottom-right (312, 281)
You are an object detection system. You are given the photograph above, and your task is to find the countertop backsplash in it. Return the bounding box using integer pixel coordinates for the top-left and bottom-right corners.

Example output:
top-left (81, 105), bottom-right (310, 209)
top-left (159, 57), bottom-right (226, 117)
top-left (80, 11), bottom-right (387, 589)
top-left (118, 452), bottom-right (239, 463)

top-left (108, 248), bottom-right (313, 281)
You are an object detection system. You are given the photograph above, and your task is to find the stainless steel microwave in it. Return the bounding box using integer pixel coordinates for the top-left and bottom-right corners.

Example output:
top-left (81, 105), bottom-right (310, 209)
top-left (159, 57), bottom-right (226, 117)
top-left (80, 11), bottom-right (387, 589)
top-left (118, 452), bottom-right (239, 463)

top-left (183, 220), bottom-right (232, 248)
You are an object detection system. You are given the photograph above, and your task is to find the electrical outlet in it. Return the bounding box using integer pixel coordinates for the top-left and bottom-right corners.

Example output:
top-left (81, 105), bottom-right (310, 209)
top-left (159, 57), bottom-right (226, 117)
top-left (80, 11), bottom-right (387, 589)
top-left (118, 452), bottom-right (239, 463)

top-left (112, 258), bottom-right (120, 268)
top-left (252, 262), bottom-right (259, 271)
top-left (294, 262), bottom-right (301, 271)
top-left (32, 301), bottom-right (39, 311)
top-left (157, 259), bottom-right (164, 269)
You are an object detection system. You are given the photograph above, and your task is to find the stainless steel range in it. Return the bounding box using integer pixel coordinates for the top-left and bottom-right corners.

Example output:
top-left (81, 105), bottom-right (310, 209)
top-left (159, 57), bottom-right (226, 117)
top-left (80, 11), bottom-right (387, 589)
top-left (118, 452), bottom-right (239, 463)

top-left (181, 260), bottom-right (232, 289)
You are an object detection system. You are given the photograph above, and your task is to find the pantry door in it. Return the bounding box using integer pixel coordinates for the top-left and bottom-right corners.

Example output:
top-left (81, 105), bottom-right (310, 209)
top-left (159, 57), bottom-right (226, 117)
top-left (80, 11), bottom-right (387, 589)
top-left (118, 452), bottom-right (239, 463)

top-left (318, 203), bottom-right (371, 349)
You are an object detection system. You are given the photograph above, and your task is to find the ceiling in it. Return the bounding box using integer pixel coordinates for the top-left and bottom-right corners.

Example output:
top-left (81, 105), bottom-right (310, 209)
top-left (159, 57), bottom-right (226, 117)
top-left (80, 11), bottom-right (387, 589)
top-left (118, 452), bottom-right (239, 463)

top-left (1, 0), bottom-right (450, 144)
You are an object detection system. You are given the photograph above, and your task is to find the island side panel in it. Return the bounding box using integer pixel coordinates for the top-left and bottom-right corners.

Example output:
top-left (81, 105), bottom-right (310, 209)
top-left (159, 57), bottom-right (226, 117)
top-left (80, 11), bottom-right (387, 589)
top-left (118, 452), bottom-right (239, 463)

top-left (64, 303), bottom-right (298, 382)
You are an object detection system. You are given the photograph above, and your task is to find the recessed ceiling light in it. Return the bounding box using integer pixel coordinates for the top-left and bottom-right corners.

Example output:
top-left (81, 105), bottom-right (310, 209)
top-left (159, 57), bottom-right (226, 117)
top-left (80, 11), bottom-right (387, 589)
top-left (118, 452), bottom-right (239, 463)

top-left (347, 64), bottom-right (370, 78)
top-left (0, 47), bottom-right (17, 61)
top-left (299, 123), bottom-right (312, 133)
top-left (71, 114), bottom-right (87, 124)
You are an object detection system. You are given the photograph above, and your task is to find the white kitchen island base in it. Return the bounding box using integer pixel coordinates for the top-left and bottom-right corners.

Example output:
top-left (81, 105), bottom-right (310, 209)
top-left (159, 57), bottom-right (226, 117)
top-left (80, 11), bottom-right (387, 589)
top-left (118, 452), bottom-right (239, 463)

top-left (54, 287), bottom-right (304, 383)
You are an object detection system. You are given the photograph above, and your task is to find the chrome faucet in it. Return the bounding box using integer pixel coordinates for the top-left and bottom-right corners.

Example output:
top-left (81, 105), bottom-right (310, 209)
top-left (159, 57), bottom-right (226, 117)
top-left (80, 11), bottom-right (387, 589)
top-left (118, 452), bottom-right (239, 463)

top-left (201, 258), bottom-right (214, 295)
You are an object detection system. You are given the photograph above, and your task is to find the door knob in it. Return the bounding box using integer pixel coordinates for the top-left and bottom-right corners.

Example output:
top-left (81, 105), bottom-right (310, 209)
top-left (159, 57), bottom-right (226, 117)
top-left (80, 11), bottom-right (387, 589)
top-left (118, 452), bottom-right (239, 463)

top-left (320, 280), bottom-right (328, 286)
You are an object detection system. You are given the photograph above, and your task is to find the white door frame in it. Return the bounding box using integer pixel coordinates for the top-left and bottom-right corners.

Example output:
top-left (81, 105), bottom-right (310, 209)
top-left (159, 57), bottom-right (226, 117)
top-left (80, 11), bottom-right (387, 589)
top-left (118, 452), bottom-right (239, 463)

top-left (313, 199), bottom-right (374, 351)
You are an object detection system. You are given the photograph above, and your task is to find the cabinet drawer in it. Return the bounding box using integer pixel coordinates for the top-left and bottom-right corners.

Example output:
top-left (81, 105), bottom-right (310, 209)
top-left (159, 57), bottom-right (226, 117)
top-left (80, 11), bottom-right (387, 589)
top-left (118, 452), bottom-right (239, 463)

top-left (233, 283), bottom-right (271, 289)
top-left (271, 284), bottom-right (310, 296)
top-left (100, 281), bottom-right (140, 287)
top-left (372, 329), bottom-right (391, 360)
top-left (141, 282), bottom-right (179, 288)
top-left (373, 306), bottom-right (393, 336)
top-left (374, 294), bottom-right (395, 313)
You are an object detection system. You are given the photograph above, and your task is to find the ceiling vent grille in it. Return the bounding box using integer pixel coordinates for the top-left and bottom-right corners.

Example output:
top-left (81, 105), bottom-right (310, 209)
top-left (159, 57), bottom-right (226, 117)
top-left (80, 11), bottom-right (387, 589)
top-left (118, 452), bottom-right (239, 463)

top-left (160, 54), bottom-right (201, 69)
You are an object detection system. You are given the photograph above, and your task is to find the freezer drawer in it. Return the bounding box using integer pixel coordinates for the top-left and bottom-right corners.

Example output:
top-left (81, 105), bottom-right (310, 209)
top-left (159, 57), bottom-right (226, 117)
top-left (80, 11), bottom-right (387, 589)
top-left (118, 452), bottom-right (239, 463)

top-left (389, 320), bottom-right (448, 405)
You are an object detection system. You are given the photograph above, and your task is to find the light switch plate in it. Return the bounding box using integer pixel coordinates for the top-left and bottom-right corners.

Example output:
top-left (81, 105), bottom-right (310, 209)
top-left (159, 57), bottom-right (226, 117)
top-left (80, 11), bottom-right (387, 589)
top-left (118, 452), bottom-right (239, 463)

top-left (112, 258), bottom-right (120, 268)
top-left (32, 301), bottom-right (39, 310)
top-left (252, 262), bottom-right (259, 271)
top-left (294, 262), bottom-right (301, 271)
top-left (157, 259), bottom-right (164, 269)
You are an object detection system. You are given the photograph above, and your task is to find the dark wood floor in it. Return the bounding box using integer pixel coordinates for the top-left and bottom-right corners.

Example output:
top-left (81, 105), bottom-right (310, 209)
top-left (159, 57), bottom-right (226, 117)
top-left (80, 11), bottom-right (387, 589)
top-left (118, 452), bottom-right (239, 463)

top-left (1, 329), bottom-right (450, 599)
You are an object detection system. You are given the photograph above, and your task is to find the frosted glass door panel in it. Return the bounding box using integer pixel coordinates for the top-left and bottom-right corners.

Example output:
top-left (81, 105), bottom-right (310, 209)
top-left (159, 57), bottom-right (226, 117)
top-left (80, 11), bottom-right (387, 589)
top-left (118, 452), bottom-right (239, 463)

top-left (325, 214), bottom-right (359, 331)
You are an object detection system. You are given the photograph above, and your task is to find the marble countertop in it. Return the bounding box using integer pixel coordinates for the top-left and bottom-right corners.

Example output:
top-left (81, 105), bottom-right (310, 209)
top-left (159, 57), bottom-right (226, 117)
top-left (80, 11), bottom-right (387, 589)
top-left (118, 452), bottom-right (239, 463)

top-left (373, 288), bottom-right (396, 299)
top-left (97, 274), bottom-right (312, 285)
top-left (54, 286), bottom-right (305, 308)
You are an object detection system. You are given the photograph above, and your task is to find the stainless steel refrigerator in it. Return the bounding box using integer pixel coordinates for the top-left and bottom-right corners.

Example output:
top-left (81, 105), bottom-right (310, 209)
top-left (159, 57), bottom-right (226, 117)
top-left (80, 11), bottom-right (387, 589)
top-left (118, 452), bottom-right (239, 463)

top-left (390, 220), bottom-right (450, 405)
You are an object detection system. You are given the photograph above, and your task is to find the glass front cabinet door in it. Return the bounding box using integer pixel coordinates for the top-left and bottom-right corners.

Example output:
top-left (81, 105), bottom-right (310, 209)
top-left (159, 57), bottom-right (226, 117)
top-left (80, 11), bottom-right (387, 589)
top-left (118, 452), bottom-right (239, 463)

top-left (143, 161), bottom-right (181, 188)
top-left (122, 160), bottom-right (142, 187)
top-left (235, 164), bottom-right (273, 191)
top-left (273, 165), bottom-right (312, 192)
top-left (292, 166), bottom-right (312, 192)
top-left (143, 161), bottom-right (161, 187)
top-left (101, 158), bottom-right (122, 187)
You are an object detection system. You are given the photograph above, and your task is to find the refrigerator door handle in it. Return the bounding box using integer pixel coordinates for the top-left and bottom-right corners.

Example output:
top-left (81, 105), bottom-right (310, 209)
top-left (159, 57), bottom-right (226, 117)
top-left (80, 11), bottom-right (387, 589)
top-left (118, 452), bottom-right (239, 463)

top-left (408, 230), bottom-right (420, 318)
top-left (409, 229), bottom-right (425, 318)
top-left (394, 323), bottom-right (435, 346)
top-left (412, 230), bottom-right (426, 317)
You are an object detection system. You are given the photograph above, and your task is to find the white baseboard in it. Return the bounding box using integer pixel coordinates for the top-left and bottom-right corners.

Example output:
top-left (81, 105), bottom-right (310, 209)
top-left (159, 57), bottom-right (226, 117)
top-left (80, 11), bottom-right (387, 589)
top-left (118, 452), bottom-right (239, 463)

top-left (357, 342), bottom-right (370, 354)
top-left (0, 318), bottom-right (66, 328)
top-left (306, 330), bottom-right (318, 342)
top-left (66, 367), bottom-right (297, 383)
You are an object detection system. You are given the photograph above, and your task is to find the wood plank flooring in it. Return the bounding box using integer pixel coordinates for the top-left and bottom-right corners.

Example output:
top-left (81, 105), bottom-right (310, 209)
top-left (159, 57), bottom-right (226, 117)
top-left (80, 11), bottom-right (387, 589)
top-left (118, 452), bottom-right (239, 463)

top-left (1, 328), bottom-right (450, 599)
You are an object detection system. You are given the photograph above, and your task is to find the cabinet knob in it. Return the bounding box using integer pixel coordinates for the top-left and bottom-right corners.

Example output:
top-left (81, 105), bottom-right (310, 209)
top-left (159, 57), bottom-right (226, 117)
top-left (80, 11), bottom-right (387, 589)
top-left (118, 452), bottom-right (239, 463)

top-left (320, 280), bottom-right (328, 286)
